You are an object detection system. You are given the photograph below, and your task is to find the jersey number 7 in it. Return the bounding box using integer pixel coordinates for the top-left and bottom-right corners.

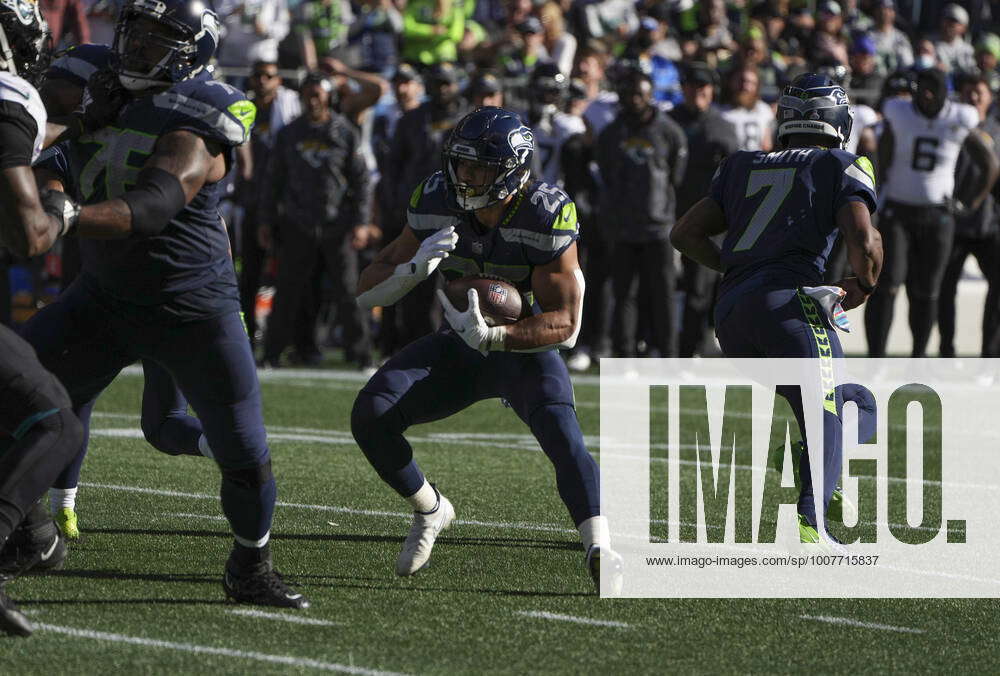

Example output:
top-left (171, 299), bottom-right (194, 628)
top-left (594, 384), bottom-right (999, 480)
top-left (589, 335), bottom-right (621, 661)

top-left (733, 168), bottom-right (796, 252)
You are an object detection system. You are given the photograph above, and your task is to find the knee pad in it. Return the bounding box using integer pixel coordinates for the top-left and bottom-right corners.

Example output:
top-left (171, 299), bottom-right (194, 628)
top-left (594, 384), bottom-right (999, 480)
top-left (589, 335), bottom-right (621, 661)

top-left (219, 459), bottom-right (274, 490)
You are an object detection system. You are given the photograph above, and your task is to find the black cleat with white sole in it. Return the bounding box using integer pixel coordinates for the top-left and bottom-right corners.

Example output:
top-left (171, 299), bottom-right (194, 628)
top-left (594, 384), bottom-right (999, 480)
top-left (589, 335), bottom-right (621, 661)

top-left (223, 560), bottom-right (310, 609)
top-left (0, 522), bottom-right (66, 579)
top-left (0, 585), bottom-right (32, 637)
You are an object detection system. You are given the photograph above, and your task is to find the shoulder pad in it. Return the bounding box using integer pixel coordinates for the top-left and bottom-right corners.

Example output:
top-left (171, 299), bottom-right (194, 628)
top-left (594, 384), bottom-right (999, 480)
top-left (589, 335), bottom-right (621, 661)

top-left (154, 74), bottom-right (256, 146)
top-left (500, 182), bottom-right (578, 264)
top-left (47, 43), bottom-right (113, 87)
top-left (407, 172), bottom-right (459, 235)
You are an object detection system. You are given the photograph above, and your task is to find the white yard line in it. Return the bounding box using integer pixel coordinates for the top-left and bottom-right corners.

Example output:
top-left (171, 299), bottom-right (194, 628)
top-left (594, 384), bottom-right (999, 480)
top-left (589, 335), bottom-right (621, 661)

top-left (165, 512), bottom-right (227, 522)
top-left (33, 623), bottom-right (407, 675)
top-left (88, 421), bottom-right (993, 492)
top-left (225, 609), bottom-right (340, 626)
top-left (799, 614), bottom-right (925, 634)
top-left (79, 482), bottom-right (580, 535)
top-left (516, 611), bottom-right (630, 629)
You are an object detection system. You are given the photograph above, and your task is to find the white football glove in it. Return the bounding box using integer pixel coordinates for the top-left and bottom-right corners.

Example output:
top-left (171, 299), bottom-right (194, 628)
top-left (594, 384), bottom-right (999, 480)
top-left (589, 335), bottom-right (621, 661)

top-left (409, 226), bottom-right (458, 279)
top-left (437, 288), bottom-right (506, 356)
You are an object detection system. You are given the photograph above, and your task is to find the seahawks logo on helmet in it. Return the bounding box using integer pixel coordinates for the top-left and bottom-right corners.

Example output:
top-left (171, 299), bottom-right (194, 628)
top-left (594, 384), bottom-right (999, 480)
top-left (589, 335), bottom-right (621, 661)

top-left (507, 128), bottom-right (533, 168)
top-left (776, 73), bottom-right (854, 149)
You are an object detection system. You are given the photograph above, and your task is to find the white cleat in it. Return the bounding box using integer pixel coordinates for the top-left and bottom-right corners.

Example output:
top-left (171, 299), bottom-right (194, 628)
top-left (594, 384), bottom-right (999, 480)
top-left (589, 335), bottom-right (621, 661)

top-left (395, 495), bottom-right (455, 576)
top-left (586, 545), bottom-right (624, 597)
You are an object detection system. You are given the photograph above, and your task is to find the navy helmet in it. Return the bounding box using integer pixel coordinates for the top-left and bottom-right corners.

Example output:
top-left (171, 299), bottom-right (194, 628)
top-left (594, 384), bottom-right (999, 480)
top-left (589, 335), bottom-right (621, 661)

top-left (443, 106), bottom-right (534, 211)
top-left (776, 72), bottom-right (854, 149)
top-left (0, 0), bottom-right (50, 85)
top-left (113, 0), bottom-right (220, 91)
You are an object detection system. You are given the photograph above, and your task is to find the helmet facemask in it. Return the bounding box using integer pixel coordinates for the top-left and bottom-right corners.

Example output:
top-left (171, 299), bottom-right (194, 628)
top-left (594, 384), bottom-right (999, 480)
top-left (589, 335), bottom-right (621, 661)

top-left (114, 10), bottom-right (195, 90)
top-left (0, 0), bottom-right (50, 86)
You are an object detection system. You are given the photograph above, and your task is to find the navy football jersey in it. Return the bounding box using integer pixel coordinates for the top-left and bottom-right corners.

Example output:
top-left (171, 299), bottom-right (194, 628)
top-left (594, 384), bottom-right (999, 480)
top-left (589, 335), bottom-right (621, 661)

top-left (710, 147), bottom-right (877, 317)
top-left (407, 172), bottom-right (579, 307)
top-left (62, 61), bottom-right (255, 320)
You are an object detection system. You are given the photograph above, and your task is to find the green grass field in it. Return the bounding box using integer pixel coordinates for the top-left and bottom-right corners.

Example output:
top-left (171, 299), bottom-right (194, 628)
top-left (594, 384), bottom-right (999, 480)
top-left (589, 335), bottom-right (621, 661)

top-left (1, 367), bottom-right (997, 674)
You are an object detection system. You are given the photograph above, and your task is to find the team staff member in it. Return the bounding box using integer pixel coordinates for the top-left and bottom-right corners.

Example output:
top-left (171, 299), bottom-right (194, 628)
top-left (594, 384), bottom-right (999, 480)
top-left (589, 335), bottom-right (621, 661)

top-left (669, 62), bottom-right (739, 357)
top-left (597, 67), bottom-right (688, 357)
top-left (938, 73), bottom-right (1000, 357)
top-left (259, 72), bottom-right (375, 369)
top-left (865, 68), bottom-right (998, 357)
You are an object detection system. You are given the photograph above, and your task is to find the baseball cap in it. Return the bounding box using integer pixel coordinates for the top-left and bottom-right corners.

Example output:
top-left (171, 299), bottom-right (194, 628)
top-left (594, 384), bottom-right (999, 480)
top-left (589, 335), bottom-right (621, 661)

top-left (851, 34), bottom-right (877, 55)
top-left (392, 63), bottom-right (421, 83)
top-left (682, 62), bottom-right (717, 86)
top-left (467, 72), bottom-right (502, 96)
top-left (517, 17), bottom-right (543, 34)
top-left (426, 62), bottom-right (460, 84)
top-left (977, 33), bottom-right (1000, 59)
top-left (818, 1), bottom-right (842, 15)
top-left (942, 3), bottom-right (969, 24)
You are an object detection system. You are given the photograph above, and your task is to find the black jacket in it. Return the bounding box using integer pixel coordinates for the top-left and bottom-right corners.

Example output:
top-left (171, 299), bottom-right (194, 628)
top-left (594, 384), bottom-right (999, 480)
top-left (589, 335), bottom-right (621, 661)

top-left (668, 104), bottom-right (739, 219)
top-left (261, 111), bottom-right (371, 238)
top-left (596, 107), bottom-right (688, 242)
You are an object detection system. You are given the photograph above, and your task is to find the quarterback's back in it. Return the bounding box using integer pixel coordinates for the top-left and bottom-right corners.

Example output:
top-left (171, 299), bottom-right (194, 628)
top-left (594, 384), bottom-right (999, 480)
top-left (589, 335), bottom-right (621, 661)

top-left (712, 146), bottom-right (876, 295)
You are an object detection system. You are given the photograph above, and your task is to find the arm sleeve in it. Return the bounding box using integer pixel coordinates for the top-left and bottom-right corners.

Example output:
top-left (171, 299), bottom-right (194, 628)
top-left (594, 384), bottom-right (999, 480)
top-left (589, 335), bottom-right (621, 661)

top-left (0, 101), bottom-right (38, 170)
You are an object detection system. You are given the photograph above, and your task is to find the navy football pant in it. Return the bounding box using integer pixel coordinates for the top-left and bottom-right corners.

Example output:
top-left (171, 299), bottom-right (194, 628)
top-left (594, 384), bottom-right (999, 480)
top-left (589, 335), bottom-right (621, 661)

top-left (22, 279), bottom-right (275, 544)
top-left (0, 324), bottom-right (82, 540)
top-left (351, 332), bottom-right (600, 526)
top-left (716, 287), bottom-right (875, 526)
top-left (140, 359), bottom-right (203, 456)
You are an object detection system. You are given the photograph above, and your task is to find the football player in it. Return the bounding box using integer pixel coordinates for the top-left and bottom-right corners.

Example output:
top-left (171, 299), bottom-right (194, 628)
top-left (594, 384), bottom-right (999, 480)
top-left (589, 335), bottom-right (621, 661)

top-left (0, 0), bottom-right (86, 637)
top-left (671, 73), bottom-right (883, 542)
top-left (29, 40), bottom-right (218, 541)
top-left (523, 62), bottom-right (585, 187)
top-left (865, 68), bottom-right (999, 357)
top-left (352, 107), bottom-right (622, 593)
top-left (716, 65), bottom-right (775, 152)
top-left (22, 0), bottom-right (307, 608)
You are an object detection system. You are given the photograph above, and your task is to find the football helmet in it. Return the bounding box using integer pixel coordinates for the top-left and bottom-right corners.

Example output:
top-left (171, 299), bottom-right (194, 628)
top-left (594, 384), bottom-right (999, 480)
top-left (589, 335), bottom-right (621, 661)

top-left (0, 0), bottom-right (50, 86)
top-left (443, 107), bottom-right (534, 212)
top-left (112, 0), bottom-right (220, 91)
top-left (776, 72), bottom-right (854, 149)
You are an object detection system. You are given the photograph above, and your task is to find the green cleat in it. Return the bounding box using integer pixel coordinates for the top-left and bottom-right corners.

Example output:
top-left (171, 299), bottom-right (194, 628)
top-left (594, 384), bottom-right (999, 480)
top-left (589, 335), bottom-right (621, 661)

top-left (55, 508), bottom-right (79, 540)
top-left (827, 487), bottom-right (856, 525)
top-left (798, 514), bottom-right (821, 544)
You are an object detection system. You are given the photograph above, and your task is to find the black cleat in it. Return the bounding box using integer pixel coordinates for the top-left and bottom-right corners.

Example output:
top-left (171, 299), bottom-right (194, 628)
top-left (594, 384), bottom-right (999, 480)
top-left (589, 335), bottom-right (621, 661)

top-left (223, 560), bottom-right (310, 609)
top-left (0, 522), bottom-right (66, 578)
top-left (0, 585), bottom-right (33, 637)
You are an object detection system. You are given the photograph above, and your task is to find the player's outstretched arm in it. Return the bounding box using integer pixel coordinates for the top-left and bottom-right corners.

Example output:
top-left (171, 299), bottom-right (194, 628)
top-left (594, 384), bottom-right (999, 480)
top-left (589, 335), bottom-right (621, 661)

top-left (357, 225), bottom-right (457, 309)
top-left (960, 129), bottom-right (1000, 212)
top-left (501, 242), bottom-right (584, 352)
top-left (670, 197), bottom-right (728, 272)
top-left (67, 130), bottom-right (225, 239)
top-left (835, 200), bottom-right (883, 311)
top-left (0, 165), bottom-right (69, 258)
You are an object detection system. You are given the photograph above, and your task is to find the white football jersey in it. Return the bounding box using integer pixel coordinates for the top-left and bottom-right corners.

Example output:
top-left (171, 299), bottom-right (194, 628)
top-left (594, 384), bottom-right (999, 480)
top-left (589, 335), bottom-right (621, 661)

top-left (0, 71), bottom-right (46, 164)
top-left (845, 104), bottom-right (879, 155)
top-left (883, 97), bottom-right (979, 206)
top-left (531, 111), bottom-right (586, 186)
top-left (716, 100), bottom-right (775, 151)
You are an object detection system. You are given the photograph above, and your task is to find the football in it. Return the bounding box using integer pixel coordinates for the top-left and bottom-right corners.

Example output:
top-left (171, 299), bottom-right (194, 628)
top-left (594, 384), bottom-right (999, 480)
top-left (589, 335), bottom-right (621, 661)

top-left (444, 275), bottom-right (522, 326)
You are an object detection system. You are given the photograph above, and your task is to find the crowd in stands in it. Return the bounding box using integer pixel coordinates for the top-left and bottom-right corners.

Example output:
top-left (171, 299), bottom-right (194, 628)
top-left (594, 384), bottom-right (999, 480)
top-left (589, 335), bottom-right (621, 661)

top-left (6, 0), bottom-right (1000, 364)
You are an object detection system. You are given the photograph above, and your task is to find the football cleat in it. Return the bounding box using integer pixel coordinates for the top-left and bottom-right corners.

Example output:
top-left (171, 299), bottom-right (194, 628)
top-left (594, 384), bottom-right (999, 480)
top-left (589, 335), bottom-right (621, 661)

top-left (828, 487), bottom-right (857, 525)
top-left (586, 545), bottom-right (624, 596)
top-left (0, 585), bottom-right (32, 637)
top-left (396, 494), bottom-right (455, 576)
top-left (223, 559), bottom-right (309, 609)
top-left (55, 507), bottom-right (80, 540)
top-left (0, 523), bottom-right (66, 577)
top-left (797, 514), bottom-right (848, 555)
